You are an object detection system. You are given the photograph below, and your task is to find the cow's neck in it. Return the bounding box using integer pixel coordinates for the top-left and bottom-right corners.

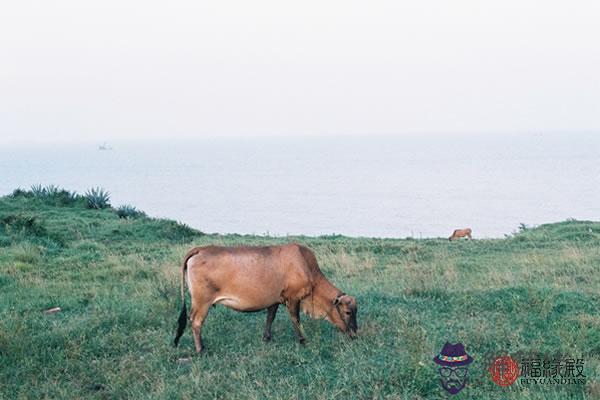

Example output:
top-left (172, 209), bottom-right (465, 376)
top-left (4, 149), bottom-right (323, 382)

top-left (302, 276), bottom-right (345, 330)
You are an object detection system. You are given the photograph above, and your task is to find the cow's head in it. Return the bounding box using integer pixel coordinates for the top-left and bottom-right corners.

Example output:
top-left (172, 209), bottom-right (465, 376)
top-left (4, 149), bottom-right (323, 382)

top-left (333, 293), bottom-right (358, 337)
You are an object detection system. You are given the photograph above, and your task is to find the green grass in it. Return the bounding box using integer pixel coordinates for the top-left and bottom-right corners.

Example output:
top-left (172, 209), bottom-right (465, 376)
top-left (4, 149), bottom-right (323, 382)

top-left (0, 192), bottom-right (599, 399)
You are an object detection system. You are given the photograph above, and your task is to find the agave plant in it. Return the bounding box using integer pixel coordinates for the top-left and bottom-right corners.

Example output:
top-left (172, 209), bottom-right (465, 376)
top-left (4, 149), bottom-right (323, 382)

top-left (26, 184), bottom-right (81, 206)
top-left (30, 184), bottom-right (47, 198)
top-left (84, 187), bottom-right (111, 209)
top-left (116, 204), bottom-right (146, 219)
top-left (44, 185), bottom-right (61, 197)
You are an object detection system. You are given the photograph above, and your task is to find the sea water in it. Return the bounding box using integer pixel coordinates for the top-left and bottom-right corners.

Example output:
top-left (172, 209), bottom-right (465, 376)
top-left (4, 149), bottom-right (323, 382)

top-left (0, 133), bottom-right (598, 238)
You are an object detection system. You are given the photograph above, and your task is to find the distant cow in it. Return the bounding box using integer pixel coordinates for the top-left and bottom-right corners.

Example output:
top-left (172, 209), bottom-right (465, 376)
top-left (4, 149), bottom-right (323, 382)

top-left (173, 244), bottom-right (358, 353)
top-left (449, 228), bottom-right (472, 241)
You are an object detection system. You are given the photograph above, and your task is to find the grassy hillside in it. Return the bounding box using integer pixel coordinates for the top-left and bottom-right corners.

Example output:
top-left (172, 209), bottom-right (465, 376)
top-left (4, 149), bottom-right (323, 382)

top-left (0, 189), bottom-right (599, 399)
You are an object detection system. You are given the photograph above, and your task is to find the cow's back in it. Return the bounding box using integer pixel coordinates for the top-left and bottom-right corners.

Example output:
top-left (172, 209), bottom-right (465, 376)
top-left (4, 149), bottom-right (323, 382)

top-left (186, 244), bottom-right (313, 311)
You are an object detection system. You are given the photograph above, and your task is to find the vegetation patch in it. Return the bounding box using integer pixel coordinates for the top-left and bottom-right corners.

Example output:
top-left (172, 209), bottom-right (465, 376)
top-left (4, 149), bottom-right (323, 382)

top-left (116, 204), bottom-right (147, 219)
top-left (0, 188), bottom-right (598, 399)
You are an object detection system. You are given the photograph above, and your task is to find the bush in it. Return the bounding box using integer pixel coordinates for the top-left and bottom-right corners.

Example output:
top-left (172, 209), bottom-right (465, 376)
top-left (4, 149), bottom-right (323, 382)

top-left (85, 187), bottom-right (111, 209)
top-left (9, 188), bottom-right (34, 199)
top-left (53, 189), bottom-right (81, 206)
top-left (116, 205), bottom-right (146, 219)
top-left (0, 213), bottom-right (47, 237)
top-left (153, 219), bottom-right (200, 241)
top-left (10, 185), bottom-right (81, 206)
top-left (518, 222), bottom-right (529, 233)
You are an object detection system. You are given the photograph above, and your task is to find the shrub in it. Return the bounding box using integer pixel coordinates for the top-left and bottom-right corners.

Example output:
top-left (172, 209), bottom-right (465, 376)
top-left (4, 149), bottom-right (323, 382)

top-left (53, 189), bottom-right (81, 206)
top-left (518, 222), bottom-right (529, 233)
top-left (9, 188), bottom-right (34, 199)
top-left (116, 204), bottom-right (146, 219)
top-left (153, 219), bottom-right (200, 241)
top-left (85, 187), bottom-right (111, 209)
top-left (0, 213), bottom-right (47, 237)
top-left (24, 185), bottom-right (82, 206)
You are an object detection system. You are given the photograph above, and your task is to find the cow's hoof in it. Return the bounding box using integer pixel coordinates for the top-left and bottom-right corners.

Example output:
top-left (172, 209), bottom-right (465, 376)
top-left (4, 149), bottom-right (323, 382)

top-left (263, 334), bottom-right (272, 342)
top-left (298, 338), bottom-right (306, 345)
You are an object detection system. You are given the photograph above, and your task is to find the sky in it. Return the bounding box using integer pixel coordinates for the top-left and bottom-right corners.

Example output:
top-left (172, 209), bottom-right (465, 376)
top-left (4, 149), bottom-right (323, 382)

top-left (1, 1), bottom-right (599, 143)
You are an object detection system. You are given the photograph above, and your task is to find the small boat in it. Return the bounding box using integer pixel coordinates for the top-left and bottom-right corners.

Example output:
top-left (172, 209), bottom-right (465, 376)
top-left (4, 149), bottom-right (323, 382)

top-left (98, 142), bottom-right (113, 151)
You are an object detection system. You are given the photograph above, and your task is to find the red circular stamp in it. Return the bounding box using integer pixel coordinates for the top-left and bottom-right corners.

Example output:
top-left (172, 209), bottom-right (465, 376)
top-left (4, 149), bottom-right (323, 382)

top-left (489, 356), bottom-right (520, 387)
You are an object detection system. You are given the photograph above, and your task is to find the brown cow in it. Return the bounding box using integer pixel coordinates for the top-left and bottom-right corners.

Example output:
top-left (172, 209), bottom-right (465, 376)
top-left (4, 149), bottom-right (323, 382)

top-left (173, 244), bottom-right (358, 352)
top-left (449, 228), bottom-right (472, 241)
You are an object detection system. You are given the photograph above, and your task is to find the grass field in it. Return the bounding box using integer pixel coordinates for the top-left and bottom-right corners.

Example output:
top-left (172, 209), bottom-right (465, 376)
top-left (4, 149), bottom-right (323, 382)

top-left (0, 189), bottom-right (599, 399)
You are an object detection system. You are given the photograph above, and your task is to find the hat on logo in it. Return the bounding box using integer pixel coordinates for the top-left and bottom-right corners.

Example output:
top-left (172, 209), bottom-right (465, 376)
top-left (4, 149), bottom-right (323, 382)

top-left (433, 342), bottom-right (474, 367)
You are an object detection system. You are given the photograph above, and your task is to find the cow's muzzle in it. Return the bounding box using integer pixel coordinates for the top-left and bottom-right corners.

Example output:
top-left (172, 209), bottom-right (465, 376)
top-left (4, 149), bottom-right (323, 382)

top-left (348, 316), bottom-right (358, 338)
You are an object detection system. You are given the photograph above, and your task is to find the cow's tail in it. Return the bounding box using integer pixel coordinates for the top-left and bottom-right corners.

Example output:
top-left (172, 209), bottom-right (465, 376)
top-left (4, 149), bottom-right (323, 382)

top-left (173, 248), bottom-right (199, 347)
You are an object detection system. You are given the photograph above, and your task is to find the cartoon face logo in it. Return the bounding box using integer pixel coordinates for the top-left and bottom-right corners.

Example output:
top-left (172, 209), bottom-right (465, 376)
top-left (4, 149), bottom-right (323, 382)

top-left (439, 365), bottom-right (468, 394)
top-left (433, 342), bottom-right (474, 395)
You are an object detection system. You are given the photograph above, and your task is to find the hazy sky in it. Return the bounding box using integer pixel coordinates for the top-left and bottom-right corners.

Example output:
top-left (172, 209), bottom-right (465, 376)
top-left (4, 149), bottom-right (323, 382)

top-left (1, 1), bottom-right (599, 143)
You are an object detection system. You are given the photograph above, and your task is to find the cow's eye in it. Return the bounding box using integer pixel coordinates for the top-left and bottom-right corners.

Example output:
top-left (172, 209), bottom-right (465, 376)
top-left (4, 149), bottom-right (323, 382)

top-left (346, 311), bottom-right (352, 315)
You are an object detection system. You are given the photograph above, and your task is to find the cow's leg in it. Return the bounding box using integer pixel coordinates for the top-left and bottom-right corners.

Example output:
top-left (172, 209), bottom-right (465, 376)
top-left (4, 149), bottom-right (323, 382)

top-left (263, 304), bottom-right (279, 342)
top-left (190, 302), bottom-right (210, 353)
top-left (286, 300), bottom-right (306, 344)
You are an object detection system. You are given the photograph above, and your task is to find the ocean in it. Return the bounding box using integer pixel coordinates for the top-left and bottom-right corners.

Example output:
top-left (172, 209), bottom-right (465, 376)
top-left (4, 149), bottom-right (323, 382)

top-left (1, 133), bottom-right (598, 238)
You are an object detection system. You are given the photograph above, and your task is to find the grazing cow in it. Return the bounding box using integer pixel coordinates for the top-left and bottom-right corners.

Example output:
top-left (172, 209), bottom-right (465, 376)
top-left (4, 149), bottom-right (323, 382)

top-left (449, 228), bottom-right (472, 241)
top-left (173, 244), bottom-right (358, 353)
